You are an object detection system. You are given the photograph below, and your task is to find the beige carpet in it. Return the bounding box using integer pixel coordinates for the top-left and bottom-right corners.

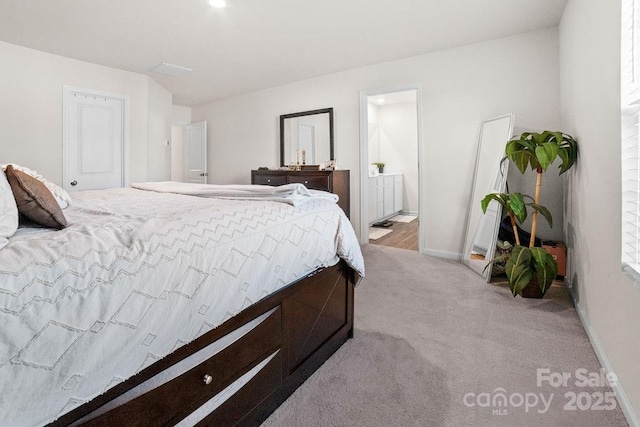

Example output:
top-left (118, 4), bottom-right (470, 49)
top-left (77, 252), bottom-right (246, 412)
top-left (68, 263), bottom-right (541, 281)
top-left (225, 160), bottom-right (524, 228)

top-left (262, 244), bottom-right (628, 427)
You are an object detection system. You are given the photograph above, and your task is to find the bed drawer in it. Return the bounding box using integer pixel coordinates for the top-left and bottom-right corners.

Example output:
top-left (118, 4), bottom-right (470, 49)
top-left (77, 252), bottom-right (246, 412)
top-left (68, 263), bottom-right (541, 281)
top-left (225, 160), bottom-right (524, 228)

top-left (195, 350), bottom-right (282, 426)
top-left (287, 175), bottom-right (330, 191)
top-left (253, 174), bottom-right (287, 186)
top-left (84, 307), bottom-right (282, 426)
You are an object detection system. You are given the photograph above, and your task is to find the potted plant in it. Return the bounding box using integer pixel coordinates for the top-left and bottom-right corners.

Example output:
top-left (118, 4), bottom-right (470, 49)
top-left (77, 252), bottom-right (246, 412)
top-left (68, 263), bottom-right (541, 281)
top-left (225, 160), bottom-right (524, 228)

top-left (482, 131), bottom-right (578, 298)
top-left (372, 162), bottom-right (385, 173)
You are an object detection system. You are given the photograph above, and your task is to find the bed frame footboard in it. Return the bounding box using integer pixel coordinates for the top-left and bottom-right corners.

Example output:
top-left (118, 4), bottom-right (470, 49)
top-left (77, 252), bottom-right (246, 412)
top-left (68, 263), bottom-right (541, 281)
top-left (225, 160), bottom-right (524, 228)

top-left (51, 261), bottom-right (355, 427)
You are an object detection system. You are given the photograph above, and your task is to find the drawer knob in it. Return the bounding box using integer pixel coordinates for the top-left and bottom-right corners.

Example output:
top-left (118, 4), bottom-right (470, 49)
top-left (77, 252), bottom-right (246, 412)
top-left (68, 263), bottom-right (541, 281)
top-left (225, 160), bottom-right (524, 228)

top-left (203, 374), bottom-right (213, 385)
top-left (304, 180), bottom-right (309, 184)
top-left (267, 179), bottom-right (271, 183)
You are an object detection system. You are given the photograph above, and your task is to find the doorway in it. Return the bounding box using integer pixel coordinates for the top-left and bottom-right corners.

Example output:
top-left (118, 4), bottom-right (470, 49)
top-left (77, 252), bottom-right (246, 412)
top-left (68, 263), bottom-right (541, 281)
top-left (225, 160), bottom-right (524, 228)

top-left (359, 84), bottom-right (423, 252)
top-left (170, 121), bottom-right (207, 183)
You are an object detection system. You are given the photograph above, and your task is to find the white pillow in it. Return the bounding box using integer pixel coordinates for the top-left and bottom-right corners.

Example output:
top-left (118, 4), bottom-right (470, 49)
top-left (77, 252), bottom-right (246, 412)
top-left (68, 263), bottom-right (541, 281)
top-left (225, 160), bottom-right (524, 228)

top-left (1, 164), bottom-right (72, 209)
top-left (0, 170), bottom-right (19, 249)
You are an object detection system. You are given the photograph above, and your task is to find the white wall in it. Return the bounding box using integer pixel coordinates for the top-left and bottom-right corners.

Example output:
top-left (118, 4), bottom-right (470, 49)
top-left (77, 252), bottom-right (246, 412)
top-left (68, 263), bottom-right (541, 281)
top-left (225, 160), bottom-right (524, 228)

top-left (376, 102), bottom-right (419, 213)
top-left (192, 27), bottom-right (561, 255)
top-left (560, 0), bottom-right (640, 422)
top-left (0, 41), bottom-right (173, 185)
top-left (172, 105), bottom-right (192, 124)
top-left (146, 78), bottom-right (172, 182)
top-left (368, 103), bottom-right (381, 166)
top-left (507, 153), bottom-right (564, 242)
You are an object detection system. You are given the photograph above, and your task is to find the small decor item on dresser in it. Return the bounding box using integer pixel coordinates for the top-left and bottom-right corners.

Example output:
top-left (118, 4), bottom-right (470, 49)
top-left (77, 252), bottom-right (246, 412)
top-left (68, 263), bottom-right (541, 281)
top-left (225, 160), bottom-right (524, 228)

top-left (372, 162), bottom-right (385, 173)
top-left (322, 159), bottom-right (337, 171)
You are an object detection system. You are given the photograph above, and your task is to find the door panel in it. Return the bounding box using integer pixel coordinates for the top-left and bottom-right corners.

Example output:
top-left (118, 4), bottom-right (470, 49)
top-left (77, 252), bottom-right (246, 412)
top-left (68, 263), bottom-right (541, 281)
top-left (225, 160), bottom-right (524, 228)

top-left (184, 121), bottom-right (207, 184)
top-left (65, 89), bottom-right (125, 191)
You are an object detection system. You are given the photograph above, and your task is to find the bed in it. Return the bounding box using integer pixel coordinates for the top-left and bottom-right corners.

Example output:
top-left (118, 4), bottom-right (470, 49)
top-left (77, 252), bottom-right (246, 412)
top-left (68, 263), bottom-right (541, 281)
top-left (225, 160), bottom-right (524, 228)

top-left (0, 184), bottom-right (364, 426)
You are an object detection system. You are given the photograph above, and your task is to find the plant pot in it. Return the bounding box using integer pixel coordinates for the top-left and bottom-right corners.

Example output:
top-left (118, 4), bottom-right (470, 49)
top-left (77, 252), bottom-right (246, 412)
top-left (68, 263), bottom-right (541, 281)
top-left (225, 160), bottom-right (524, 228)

top-left (519, 274), bottom-right (548, 299)
top-left (378, 166), bottom-right (384, 173)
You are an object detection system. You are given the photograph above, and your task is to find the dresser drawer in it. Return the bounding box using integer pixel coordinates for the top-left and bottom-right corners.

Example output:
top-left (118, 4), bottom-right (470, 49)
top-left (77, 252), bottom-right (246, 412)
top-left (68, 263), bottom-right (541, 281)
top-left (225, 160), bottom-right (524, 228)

top-left (253, 174), bottom-right (287, 186)
top-left (85, 307), bottom-right (282, 426)
top-left (287, 175), bottom-right (330, 191)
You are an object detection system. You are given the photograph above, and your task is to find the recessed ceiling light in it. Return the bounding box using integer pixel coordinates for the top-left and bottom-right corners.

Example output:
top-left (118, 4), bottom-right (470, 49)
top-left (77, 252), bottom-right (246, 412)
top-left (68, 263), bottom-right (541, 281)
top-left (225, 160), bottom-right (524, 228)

top-left (209, 0), bottom-right (226, 8)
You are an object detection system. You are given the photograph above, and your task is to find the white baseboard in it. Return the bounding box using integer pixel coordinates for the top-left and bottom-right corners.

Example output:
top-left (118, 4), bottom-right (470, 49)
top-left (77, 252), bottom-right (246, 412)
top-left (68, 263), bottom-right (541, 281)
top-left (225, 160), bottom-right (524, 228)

top-left (570, 289), bottom-right (639, 427)
top-left (421, 248), bottom-right (462, 260)
top-left (400, 210), bottom-right (419, 216)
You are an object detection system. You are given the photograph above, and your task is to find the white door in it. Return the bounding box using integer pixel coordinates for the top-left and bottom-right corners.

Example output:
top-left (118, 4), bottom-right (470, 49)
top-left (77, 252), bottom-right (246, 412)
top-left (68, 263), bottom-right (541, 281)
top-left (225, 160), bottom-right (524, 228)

top-left (64, 88), bottom-right (126, 191)
top-left (184, 121), bottom-right (207, 183)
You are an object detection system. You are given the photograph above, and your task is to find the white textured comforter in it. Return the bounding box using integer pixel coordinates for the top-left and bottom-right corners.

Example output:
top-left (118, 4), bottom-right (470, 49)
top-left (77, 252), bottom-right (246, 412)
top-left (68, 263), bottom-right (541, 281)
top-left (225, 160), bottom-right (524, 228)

top-left (0, 187), bottom-right (364, 426)
top-left (131, 181), bottom-right (339, 206)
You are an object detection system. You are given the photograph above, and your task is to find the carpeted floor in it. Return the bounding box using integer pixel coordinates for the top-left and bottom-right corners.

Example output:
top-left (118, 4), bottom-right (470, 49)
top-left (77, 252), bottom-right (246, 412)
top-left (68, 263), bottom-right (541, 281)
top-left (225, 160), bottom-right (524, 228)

top-left (262, 244), bottom-right (628, 427)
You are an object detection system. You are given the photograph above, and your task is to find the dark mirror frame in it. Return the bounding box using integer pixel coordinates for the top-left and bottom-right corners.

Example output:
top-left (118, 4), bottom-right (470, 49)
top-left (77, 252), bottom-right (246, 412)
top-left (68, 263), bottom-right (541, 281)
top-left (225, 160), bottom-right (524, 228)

top-left (280, 107), bottom-right (334, 167)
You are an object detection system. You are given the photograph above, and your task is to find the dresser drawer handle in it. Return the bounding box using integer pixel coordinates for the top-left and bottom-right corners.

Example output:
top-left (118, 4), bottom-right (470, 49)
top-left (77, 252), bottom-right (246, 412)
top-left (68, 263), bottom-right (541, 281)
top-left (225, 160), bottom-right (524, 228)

top-left (267, 179), bottom-right (271, 183)
top-left (304, 180), bottom-right (309, 184)
top-left (203, 374), bottom-right (213, 385)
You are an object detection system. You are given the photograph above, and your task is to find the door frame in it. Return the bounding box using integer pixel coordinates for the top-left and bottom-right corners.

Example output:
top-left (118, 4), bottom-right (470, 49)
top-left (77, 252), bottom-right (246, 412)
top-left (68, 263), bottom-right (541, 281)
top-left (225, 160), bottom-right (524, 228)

top-left (358, 82), bottom-right (425, 253)
top-left (62, 86), bottom-right (130, 190)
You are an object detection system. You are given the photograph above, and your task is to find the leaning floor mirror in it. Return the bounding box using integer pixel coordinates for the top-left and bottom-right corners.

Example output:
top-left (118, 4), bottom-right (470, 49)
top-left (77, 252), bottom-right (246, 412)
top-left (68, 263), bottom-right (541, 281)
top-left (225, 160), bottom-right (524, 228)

top-left (462, 113), bottom-right (515, 281)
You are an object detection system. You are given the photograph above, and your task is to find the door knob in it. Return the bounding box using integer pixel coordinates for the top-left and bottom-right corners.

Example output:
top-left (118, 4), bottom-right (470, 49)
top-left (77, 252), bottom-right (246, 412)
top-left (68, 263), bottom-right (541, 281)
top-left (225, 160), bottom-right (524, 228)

top-left (70, 180), bottom-right (77, 186)
top-left (199, 173), bottom-right (208, 177)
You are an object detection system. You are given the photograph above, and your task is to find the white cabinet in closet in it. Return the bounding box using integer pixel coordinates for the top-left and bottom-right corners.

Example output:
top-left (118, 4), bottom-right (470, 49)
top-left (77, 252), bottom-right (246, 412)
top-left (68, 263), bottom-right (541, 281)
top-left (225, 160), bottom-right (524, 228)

top-left (369, 174), bottom-right (403, 224)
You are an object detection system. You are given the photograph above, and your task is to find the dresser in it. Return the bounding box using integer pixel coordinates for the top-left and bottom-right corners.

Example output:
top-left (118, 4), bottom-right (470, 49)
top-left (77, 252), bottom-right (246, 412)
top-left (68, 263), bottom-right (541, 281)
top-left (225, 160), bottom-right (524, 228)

top-left (251, 169), bottom-right (350, 218)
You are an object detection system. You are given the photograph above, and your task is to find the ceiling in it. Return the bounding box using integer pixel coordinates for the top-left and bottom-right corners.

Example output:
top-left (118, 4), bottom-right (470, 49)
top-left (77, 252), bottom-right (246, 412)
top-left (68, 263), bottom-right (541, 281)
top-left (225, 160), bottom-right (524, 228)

top-left (0, 0), bottom-right (568, 106)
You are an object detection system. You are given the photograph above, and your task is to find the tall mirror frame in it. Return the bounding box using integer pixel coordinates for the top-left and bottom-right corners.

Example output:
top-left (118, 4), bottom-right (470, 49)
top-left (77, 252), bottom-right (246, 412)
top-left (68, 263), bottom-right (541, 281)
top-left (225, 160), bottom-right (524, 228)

top-left (462, 113), bottom-right (515, 281)
top-left (280, 108), bottom-right (334, 167)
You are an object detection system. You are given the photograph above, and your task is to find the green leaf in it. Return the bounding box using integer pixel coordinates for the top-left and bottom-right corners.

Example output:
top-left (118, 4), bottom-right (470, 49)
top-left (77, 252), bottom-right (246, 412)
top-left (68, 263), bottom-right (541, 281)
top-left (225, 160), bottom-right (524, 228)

top-left (505, 245), bottom-right (531, 283)
top-left (481, 193), bottom-right (504, 213)
top-left (480, 193), bottom-right (506, 213)
top-left (509, 151), bottom-right (534, 174)
top-left (507, 193), bottom-right (527, 223)
top-left (530, 247), bottom-right (548, 268)
top-left (543, 254), bottom-right (558, 292)
top-left (505, 140), bottom-right (520, 157)
top-left (534, 252), bottom-right (558, 293)
top-left (511, 268), bottom-right (533, 296)
top-left (552, 132), bottom-right (564, 144)
top-left (527, 203), bottom-right (553, 228)
top-left (535, 143), bottom-right (559, 172)
top-left (557, 149), bottom-right (570, 174)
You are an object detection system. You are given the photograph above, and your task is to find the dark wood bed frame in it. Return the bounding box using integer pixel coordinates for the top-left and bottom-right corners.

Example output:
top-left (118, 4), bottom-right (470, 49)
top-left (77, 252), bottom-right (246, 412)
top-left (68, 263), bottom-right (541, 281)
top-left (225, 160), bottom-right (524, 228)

top-left (50, 261), bottom-right (356, 426)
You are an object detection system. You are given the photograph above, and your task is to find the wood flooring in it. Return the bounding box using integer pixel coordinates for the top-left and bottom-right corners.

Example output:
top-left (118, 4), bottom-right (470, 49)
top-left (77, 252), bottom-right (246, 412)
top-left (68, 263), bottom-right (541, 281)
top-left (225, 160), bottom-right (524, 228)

top-left (370, 219), bottom-right (419, 251)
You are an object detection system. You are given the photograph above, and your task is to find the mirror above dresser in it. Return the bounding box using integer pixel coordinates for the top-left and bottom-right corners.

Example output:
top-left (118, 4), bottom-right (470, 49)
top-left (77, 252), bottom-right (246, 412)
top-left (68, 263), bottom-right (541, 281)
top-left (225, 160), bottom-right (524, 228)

top-left (280, 108), bottom-right (334, 167)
